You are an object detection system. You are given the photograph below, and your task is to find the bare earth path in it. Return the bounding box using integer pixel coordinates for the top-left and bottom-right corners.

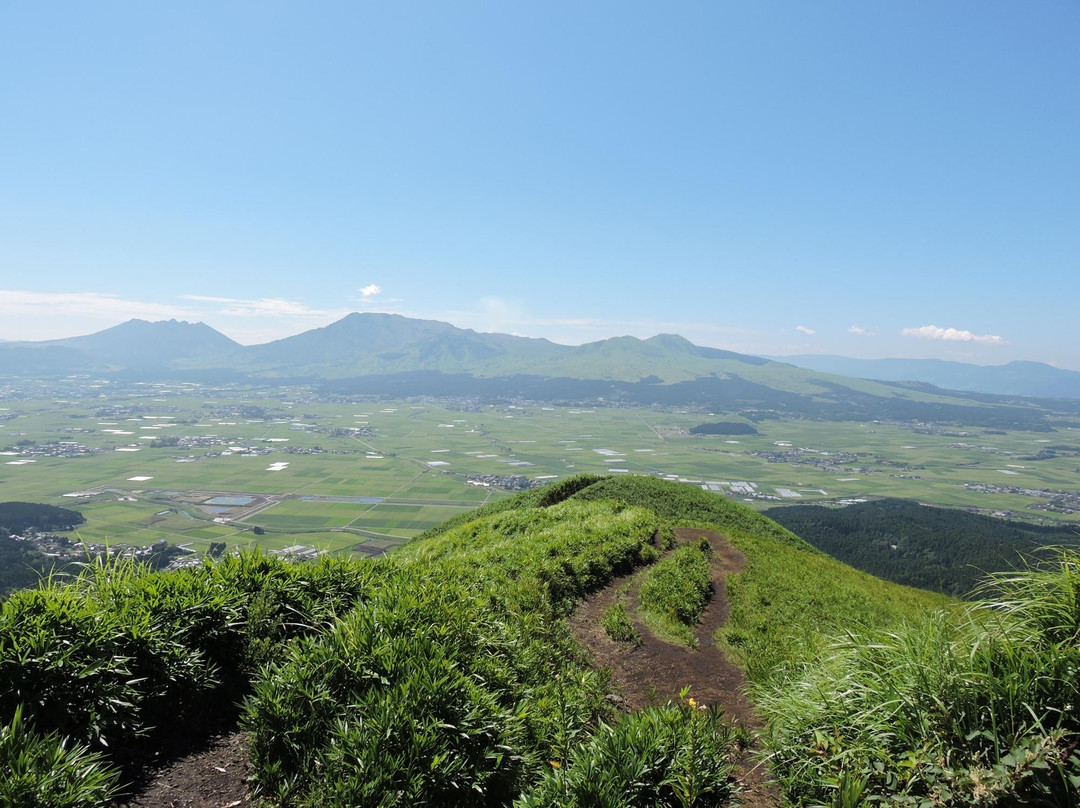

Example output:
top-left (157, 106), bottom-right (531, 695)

top-left (116, 528), bottom-right (777, 807)
top-left (115, 730), bottom-right (253, 808)
top-left (569, 528), bottom-right (781, 807)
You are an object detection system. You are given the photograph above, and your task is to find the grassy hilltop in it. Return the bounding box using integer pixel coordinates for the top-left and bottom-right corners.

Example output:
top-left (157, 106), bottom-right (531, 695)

top-left (2, 476), bottom-right (1077, 807)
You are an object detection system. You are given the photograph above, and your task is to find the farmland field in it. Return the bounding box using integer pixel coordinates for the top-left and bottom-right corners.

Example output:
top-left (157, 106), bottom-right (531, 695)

top-left (2, 379), bottom-right (1079, 558)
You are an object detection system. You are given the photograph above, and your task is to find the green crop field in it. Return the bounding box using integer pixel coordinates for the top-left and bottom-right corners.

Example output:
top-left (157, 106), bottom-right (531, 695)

top-left (2, 381), bottom-right (1079, 560)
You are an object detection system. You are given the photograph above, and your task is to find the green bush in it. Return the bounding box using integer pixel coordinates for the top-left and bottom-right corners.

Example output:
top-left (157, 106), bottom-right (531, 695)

top-left (245, 499), bottom-right (664, 806)
top-left (0, 706), bottom-right (120, 808)
top-left (602, 602), bottom-right (641, 646)
top-left (639, 543), bottom-right (712, 646)
top-left (0, 579), bottom-right (212, 753)
top-left (515, 699), bottom-right (741, 808)
top-left (0, 551), bottom-right (378, 766)
top-left (244, 575), bottom-right (528, 806)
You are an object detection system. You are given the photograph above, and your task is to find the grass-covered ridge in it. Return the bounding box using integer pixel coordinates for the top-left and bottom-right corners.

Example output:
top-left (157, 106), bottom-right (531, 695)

top-left (1, 474), bottom-right (1075, 806)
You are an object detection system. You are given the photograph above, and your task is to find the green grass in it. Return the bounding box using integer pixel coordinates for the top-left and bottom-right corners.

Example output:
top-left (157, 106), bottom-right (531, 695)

top-left (0, 706), bottom-right (120, 808)
top-left (4, 471), bottom-right (1078, 807)
top-left (565, 475), bottom-right (950, 679)
top-left (755, 552), bottom-right (1080, 805)
top-left (639, 541), bottom-right (713, 647)
top-left (601, 601), bottom-right (641, 646)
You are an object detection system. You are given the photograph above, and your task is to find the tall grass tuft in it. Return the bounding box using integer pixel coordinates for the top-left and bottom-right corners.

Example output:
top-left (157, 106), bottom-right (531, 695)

top-left (0, 549), bottom-right (378, 769)
top-left (244, 573), bottom-right (532, 805)
top-left (640, 541), bottom-right (713, 647)
top-left (757, 549), bottom-right (1080, 806)
top-left (0, 706), bottom-right (121, 808)
top-left (602, 601), bottom-right (641, 646)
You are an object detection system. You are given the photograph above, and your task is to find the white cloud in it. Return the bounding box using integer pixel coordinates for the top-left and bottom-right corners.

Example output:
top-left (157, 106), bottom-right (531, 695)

top-left (901, 325), bottom-right (1006, 345)
top-left (0, 290), bottom-right (195, 320)
top-left (181, 295), bottom-right (352, 320)
top-left (796, 325), bottom-right (816, 336)
top-left (848, 324), bottom-right (877, 336)
top-left (358, 284), bottom-right (381, 299)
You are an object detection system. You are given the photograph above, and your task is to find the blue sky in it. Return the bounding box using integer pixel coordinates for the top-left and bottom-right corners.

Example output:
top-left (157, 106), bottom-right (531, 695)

top-left (2, 2), bottom-right (1077, 367)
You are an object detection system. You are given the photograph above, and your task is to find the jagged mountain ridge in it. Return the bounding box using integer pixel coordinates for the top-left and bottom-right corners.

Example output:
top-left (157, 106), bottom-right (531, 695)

top-left (0, 313), bottom-right (791, 383)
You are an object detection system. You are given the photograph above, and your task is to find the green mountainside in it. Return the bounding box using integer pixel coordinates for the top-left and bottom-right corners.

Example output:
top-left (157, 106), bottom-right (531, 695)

top-left (4, 475), bottom-right (1077, 806)
top-left (766, 498), bottom-right (1080, 597)
top-left (0, 503), bottom-right (87, 597)
top-left (2, 313), bottom-right (1072, 429)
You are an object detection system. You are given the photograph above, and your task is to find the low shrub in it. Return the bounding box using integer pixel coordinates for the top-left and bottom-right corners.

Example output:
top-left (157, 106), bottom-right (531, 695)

top-left (0, 579), bottom-right (212, 753)
top-left (0, 706), bottom-right (120, 808)
top-left (244, 575), bottom-right (528, 806)
top-left (515, 697), bottom-right (741, 808)
top-left (0, 551), bottom-right (378, 766)
top-left (602, 601), bottom-right (641, 646)
top-left (639, 542), bottom-right (712, 646)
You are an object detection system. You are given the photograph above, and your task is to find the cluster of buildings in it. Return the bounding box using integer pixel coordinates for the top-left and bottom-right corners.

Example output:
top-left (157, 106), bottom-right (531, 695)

top-left (964, 482), bottom-right (1080, 515)
top-left (465, 474), bottom-right (545, 490)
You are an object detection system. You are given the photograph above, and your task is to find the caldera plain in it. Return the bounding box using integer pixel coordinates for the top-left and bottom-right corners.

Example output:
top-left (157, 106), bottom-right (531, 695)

top-left (2, 377), bottom-right (1078, 561)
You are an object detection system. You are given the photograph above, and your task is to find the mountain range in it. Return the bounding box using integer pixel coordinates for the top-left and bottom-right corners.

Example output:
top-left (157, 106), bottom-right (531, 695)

top-left (775, 354), bottom-right (1080, 400)
top-left (2, 314), bottom-right (1077, 427)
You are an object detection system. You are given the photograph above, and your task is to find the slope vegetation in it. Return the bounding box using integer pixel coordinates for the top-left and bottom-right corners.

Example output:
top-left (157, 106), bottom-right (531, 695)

top-left (1, 476), bottom-right (1076, 807)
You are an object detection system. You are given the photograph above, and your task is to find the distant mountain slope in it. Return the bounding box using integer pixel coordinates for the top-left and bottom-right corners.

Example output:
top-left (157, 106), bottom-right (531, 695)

top-left (229, 312), bottom-right (562, 377)
top-left (774, 354), bottom-right (1080, 399)
top-left (59, 318), bottom-right (242, 367)
top-left (0, 319), bottom-right (241, 376)
top-left (3, 314), bottom-right (1073, 429)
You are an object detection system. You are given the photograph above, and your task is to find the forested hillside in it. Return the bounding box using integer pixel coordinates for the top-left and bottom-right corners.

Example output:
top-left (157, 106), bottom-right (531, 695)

top-left (766, 498), bottom-right (1080, 597)
top-left (0, 503), bottom-right (86, 597)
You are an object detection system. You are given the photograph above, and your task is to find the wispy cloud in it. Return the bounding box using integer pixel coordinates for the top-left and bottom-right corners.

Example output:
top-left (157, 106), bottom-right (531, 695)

top-left (441, 298), bottom-right (755, 346)
top-left (901, 325), bottom-right (1006, 345)
top-left (796, 325), bottom-right (816, 336)
top-left (0, 290), bottom-right (196, 320)
top-left (181, 295), bottom-right (353, 320)
top-left (848, 324), bottom-right (877, 336)
top-left (357, 284), bottom-right (382, 299)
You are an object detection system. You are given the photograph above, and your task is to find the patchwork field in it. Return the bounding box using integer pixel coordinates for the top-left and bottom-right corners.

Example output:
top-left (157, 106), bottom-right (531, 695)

top-left (2, 380), bottom-right (1078, 558)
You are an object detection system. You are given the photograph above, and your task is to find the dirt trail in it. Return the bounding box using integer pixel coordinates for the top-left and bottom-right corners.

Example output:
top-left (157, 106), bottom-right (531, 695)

top-left (569, 528), bottom-right (780, 807)
top-left (116, 528), bottom-right (776, 807)
top-left (115, 730), bottom-right (253, 808)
